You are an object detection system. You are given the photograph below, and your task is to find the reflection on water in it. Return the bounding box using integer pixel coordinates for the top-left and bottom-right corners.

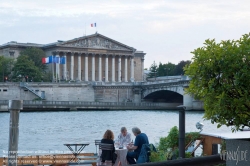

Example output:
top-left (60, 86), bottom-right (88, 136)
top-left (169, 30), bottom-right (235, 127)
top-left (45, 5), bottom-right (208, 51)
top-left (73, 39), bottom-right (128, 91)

top-left (0, 110), bottom-right (230, 156)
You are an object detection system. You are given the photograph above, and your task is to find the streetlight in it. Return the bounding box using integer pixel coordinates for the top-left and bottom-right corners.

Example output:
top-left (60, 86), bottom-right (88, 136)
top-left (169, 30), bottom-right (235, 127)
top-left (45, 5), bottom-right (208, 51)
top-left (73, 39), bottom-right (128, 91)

top-left (196, 122), bottom-right (204, 132)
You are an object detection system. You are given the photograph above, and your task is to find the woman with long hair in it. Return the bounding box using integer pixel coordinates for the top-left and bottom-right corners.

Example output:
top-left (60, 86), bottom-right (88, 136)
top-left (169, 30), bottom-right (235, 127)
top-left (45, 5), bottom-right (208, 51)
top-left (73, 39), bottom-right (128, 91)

top-left (101, 129), bottom-right (117, 165)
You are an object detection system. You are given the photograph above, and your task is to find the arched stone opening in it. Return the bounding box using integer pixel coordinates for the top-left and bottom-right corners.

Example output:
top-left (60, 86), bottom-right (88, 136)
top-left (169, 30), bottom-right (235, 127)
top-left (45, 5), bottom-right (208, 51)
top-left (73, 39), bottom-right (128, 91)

top-left (143, 90), bottom-right (183, 103)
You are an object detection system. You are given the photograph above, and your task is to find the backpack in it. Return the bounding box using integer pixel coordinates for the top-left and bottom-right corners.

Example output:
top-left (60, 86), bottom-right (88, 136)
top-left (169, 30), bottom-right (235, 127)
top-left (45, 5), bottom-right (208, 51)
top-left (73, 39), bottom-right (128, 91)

top-left (137, 144), bottom-right (157, 164)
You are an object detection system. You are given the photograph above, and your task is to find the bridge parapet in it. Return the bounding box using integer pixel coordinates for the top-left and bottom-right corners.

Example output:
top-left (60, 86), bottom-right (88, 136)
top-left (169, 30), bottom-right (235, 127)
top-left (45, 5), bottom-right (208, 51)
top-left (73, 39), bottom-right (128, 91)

top-left (0, 100), bottom-right (182, 111)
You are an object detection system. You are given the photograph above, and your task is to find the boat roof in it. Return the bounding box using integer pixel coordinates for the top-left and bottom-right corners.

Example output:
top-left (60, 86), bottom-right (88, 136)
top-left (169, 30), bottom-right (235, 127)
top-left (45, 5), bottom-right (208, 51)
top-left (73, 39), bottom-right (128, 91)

top-left (201, 131), bottom-right (250, 140)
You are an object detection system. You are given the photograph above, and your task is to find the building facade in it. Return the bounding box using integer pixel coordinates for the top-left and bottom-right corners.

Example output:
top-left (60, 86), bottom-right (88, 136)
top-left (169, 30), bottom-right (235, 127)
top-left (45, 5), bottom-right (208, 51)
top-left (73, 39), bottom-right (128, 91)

top-left (0, 33), bottom-right (146, 82)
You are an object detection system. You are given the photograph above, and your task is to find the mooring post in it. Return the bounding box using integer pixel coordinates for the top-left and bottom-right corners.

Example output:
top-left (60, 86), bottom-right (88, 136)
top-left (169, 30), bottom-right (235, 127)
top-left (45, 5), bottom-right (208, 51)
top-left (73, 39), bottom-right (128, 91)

top-left (178, 105), bottom-right (186, 158)
top-left (8, 100), bottom-right (23, 166)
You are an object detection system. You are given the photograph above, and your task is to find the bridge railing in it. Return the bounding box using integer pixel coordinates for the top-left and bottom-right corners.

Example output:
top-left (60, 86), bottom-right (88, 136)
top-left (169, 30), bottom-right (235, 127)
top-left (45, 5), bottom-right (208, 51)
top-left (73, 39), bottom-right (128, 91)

top-left (0, 100), bottom-right (181, 107)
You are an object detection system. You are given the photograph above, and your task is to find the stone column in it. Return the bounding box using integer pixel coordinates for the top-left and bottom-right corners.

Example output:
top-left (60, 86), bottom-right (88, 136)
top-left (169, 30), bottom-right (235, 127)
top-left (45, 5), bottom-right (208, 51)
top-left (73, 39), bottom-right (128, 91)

top-left (78, 53), bottom-right (81, 81)
top-left (124, 56), bottom-right (128, 82)
top-left (118, 55), bottom-right (121, 82)
top-left (63, 53), bottom-right (67, 81)
top-left (141, 57), bottom-right (144, 81)
top-left (85, 53), bottom-right (88, 81)
top-left (92, 54), bottom-right (95, 81)
top-left (98, 54), bottom-right (102, 81)
top-left (105, 55), bottom-right (109, 82)
top-left (71, 52), bottom-right (74, 80)
top-left (130, 56), bottom-right (134, 82)
top-left (183, 93), bottom-right (193, 110)
top-left (112, 55), bottom-right (115, 82)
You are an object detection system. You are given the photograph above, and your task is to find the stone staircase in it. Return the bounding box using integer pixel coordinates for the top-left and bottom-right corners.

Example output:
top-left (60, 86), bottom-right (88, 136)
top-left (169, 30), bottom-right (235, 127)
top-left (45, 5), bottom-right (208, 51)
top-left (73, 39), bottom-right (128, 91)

top-left (19, 82), bottom-right (45, 100)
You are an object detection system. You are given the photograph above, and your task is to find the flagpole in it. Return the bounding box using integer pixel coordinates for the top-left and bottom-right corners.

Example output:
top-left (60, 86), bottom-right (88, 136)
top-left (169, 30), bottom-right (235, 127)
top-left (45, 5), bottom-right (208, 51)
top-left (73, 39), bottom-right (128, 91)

top-left (58, 55), bottom-right (61, 83)
top-left (52, 59), bottom-right (54, 82)
top-left (85, 23), bottom-right (86, 36)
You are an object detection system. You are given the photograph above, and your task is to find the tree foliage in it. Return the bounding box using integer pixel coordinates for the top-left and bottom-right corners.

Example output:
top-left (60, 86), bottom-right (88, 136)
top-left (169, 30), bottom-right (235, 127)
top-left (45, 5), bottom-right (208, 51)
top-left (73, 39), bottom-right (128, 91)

top-left (20, 47), bottom-right (47, 71)
top-left (157, 62), bottom-right (176, 77)
top-left (12, 55), bottom-right (42, 82)
top-left (0, 56), bottom-right (14, 82)
top-left (185, 33), bottom-right (250, 131)
top-left (148, 60), bottom-right (190, 78)
top-left (148, 61), bottom-right (158, 78)
top-left (175, 60), bottom-right (191, 75)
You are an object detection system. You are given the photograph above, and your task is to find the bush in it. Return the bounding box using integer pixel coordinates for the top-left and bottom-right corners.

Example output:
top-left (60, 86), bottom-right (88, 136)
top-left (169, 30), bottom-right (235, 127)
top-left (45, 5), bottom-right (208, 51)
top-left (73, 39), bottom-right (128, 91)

top-left (150, 126), bottom-right (201, 162)
top-left (185, 132), bottom-right (200, 146)
top-left (159, 126), bottom-right (179, 151)
top-left (150, 151), bottom-right (169, 162)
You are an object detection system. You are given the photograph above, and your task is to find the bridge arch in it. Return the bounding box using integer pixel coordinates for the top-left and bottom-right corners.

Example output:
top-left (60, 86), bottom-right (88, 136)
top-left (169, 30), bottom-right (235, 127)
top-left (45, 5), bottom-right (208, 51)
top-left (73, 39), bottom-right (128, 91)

top-left (143, 90), bottom-right (183, 103)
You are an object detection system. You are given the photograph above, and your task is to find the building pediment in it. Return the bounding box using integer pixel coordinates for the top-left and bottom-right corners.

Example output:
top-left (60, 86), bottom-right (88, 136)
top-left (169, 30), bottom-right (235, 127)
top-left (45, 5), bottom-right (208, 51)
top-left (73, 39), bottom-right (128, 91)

top-left (57, 33), bottom-right (133, 51)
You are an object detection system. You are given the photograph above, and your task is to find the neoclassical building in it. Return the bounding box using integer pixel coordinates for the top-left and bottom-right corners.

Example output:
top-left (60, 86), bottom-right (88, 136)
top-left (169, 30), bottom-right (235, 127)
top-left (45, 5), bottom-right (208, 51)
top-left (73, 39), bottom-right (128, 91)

top-left (0, 33), bottom-right (146, 82)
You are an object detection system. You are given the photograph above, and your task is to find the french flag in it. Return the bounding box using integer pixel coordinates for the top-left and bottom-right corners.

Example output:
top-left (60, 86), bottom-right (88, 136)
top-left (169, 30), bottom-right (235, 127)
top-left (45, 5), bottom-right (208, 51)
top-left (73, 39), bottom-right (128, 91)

top-left (42, 56), bottom-right (55, 64)
top-left (91, 23), bottom-right (97, 27)
top-left (42, 57), bottom-right (50, 64)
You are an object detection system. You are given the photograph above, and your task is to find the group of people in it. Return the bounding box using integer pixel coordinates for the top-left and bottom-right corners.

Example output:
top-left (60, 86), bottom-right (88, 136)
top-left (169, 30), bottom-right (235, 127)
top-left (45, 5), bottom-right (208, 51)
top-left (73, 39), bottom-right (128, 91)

top-left (101, 127), bottom-right (149, 165)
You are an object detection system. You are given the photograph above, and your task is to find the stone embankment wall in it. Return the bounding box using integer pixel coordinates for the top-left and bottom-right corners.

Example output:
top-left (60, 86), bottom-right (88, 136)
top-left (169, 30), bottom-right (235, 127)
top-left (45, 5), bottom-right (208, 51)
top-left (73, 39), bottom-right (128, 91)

top-left (0, 82), bottom-right (204, 111)
top-left (0, 83), bottom-right (135, 102)
top-left (94, 87), bottom-right (134, 102)
top-left (0, 83), bottom-right (95, 101)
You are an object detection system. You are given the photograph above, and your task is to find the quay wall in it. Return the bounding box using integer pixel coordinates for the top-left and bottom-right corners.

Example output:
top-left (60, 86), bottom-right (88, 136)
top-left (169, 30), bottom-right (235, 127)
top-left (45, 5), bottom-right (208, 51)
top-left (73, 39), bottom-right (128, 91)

top-left (0, 83), bottom-right (136, 103)
top-left (0, 83), bottom-right (95, 101)
top-left (0, 82), bottom-right (204, 111)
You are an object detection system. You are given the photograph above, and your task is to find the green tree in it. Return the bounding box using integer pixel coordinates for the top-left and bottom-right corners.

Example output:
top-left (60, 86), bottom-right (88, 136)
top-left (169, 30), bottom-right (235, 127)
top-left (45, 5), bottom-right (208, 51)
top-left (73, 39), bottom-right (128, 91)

top-left (20, 47), bottom-right (47, 71)
top-left (148, 61), bottom-right (158, 78)
top-left (157, 62), bottom-right (167, 76)
top-left (185, 33), bottom-right (250, 131)
top-left (174, 60), bottom-right (191, 75)
top-left (154, 62), bottom-right (176, 77)
top-left (0, 56), bottom-right (14, 82)
top-left (163, 62), bottom-right (176, 76)
top-left (12, 55), bottom-right (42, 82)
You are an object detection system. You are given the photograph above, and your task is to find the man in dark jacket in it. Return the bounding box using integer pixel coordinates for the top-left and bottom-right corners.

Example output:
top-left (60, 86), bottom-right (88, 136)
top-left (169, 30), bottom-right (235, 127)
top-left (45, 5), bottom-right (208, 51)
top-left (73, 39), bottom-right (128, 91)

top-left (126, 127), bottom-right (149, 164)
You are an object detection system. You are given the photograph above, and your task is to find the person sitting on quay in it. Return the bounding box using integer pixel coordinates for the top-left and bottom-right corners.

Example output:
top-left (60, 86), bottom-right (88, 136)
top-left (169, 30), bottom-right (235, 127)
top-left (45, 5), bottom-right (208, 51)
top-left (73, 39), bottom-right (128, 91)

top-left (126, 127), bottom-right (149, 165)
top-left (101, 129), bottom-right (117, 165)
top-left (118, 127), bottom-right (132, 146)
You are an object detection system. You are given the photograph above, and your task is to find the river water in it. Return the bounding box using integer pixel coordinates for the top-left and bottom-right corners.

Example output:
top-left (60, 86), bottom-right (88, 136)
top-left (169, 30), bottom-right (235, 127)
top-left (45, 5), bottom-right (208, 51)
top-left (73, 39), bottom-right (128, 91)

top-left (0, 110), bottom-right (231, 157)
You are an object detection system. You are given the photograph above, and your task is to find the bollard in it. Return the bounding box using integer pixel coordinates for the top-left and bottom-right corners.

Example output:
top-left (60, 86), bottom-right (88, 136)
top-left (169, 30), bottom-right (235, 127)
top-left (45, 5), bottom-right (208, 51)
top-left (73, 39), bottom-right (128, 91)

top-left (8, 100), bottom-right (23, 166)
top-left (177, 105), bottom-right (186, 158)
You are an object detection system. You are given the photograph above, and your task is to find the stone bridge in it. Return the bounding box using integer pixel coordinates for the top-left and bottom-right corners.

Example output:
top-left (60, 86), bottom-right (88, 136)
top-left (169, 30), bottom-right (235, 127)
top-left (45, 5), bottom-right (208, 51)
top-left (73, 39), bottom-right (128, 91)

top-left (0, 76), bottom-right (203, 111)
top-left (93, 76), bottom-right (203, 110)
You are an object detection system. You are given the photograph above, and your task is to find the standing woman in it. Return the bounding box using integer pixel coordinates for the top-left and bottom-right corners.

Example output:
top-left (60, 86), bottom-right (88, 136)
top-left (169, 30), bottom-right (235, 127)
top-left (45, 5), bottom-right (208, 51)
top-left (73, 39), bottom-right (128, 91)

top-left (101, 129), bottom-right (117, 164)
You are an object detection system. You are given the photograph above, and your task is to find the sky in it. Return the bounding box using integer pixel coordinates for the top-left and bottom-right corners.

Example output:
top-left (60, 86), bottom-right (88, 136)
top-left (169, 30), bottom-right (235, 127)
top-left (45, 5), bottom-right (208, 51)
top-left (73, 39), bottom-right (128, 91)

top-left (1, 0), bottom-right (250, 68)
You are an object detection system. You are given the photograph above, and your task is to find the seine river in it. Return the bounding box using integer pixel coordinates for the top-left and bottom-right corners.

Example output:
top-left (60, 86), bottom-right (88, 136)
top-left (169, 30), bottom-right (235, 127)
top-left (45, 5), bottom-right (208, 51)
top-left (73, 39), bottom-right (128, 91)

top-left (0, 110), bottom-right (230, 157)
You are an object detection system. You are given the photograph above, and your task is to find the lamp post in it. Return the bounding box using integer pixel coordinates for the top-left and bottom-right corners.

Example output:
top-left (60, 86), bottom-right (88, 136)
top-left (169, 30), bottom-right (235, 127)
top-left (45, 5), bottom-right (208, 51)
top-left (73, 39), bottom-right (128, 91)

top-left (177, 105), bottom-right (186, 158)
